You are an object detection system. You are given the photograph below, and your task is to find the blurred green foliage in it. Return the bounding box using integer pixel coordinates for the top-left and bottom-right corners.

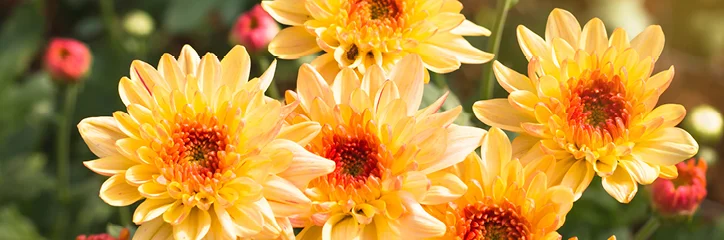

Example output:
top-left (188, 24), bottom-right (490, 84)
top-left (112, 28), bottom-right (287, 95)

top-left (0, 0), bottom-right (722, 239)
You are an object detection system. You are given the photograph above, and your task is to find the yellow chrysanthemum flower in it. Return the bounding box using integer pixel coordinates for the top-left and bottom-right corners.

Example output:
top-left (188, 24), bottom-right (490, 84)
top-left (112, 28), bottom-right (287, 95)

top-left (473, 8), bottom-right (699, 203)
top-left (284, 54), bottom-right (486, 239)
top-left (262, 0), bottom-right (493, 82)
top-left (426, 128), bottom-right (574, 240)
top-left (78, 45), bottom-right (335, 240)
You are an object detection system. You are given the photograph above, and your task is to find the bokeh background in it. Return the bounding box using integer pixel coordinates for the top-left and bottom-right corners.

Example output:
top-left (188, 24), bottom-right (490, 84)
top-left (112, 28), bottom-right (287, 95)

top-left (0, 0), bottom-right (722, 239)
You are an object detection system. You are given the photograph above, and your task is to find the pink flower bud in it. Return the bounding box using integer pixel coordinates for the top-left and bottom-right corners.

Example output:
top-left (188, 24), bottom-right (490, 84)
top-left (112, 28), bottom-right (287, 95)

top-left (650, 158), bottom-right (708, 217)
top-left (230, 5), bottom-right (280, 53)
top-left (44, 38), bottom-right (92, 83)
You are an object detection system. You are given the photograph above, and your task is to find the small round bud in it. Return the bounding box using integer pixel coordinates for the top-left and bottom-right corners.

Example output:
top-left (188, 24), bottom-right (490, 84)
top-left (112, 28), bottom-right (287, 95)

top-left (123, 10), bottom-right (155, 37)
top-left (650, 158), bottom-right (707, 217)
top-left (230, 4), bottom-right (280, 53)
top-left (684, 104), bottom-right (723, 144)
top-left (44, 38), bottom-right (92, 83)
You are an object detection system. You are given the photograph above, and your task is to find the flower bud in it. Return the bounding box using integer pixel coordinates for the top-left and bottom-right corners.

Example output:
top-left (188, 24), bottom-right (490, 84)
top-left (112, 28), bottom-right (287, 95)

top-left (123, 10), bottom-right (154, 37)
top-left (75, 228), bottom-right (129, 240)
top-left (684, 104), bottom-right (723, 144)
top-left (44, 38), bottom-right (92, 83)
top-left (229, 4), bottom-right (280, 53)
top-left (650, 158), bottom-right (708, 217)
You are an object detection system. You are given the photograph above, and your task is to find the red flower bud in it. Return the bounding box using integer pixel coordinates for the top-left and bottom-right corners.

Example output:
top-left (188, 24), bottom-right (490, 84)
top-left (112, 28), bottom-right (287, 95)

top-left (230, 4), bottom-right (280, 53)
top-left (44, 38), bottom-right (92, 83)
top-left (650, 158), bottom-right (707, 216)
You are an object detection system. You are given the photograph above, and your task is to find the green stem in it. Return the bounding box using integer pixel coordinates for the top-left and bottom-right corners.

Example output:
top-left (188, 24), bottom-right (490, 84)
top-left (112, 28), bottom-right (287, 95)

top-left (431, 72), bottom-right (447, 89)
top-left (53, 84), bottom-right (79, 239)
top-left (119, 207), bottom-right (131, 226)
top-left (99, 0), bottom-right (122, 50)
top-left (479, 0), bottom-right (514, 101)
top-left (257, 56), bottom-right (281, 99)
top-left (633, 216), bottom-right (661, 240)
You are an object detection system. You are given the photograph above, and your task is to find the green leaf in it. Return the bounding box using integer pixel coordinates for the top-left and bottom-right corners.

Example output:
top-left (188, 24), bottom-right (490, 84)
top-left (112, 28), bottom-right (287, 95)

top-left (0, 0), bottom-right (45, 91)
top-left (0, 153), bottom-right (54, 203)
top-left (164, 0), bottom-right (223, 33)
top-left (0, 205), bottom-right (44, 240)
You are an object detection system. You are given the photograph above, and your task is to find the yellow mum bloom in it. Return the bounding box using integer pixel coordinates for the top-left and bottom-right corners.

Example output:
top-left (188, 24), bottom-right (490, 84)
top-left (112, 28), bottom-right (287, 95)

top-left (78, 45), bottom-right (335, 239)
top-left (284, 55), bottom-right (486, 239)
top-left (262, 0), bottom-right (493, 82)
top-left (426, 128), bottom-right (574, 240)
top-left (473, 8), bottom-right (699, 203)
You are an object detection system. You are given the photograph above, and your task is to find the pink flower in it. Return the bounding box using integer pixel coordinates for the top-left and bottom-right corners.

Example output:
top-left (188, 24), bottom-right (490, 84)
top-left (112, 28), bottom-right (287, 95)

top-left (75, 228), bottom-right (129, 240)
top-left (651, 158), bottom-right (708, 216)
top-left (44, 38), bottom-right (92, 83)
top-left (230, 4), bottom-right (280, 52)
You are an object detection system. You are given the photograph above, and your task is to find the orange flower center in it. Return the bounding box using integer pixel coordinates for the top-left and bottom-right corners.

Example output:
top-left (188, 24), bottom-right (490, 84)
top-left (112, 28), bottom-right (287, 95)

top-left (349, 0), bottom-right (402, 22)
top-left (567, 71), bottom-right (631, 143)
top-left (311, 124), bottom-right (383, 187)
top-left (159, 113), bottom-right (234, 192)
top-left (456, 199), bottom-right (532, 240)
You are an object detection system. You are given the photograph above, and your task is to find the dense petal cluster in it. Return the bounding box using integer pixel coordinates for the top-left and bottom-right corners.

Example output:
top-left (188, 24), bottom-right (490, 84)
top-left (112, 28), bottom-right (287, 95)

top-left (426, 128), bottom-right (574, 240)
top-left (79, 45), bottom-right (335, 240)
top-left (285, 54), bottom-right (486, 239)
top-left (262, 0), bottom-right (493, 82)
top-left (473, 8), bottom-right (699, 203)
top-left (651, 158), bottom-right (708, 216)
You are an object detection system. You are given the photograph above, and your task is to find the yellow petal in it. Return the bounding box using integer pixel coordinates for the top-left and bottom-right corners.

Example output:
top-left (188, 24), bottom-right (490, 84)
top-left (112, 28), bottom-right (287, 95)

top-left (545, 8), bottom-right (581, 45)
top-left (473, 99), bottom-right (535, 132)
top-left (130, 60), bottom-right (167, 95)
top-left (277, 121), bottom-right (321, 147)
top-left (78, 117), bottom-right (125, 158)
top-left (416, 43), bottom-right (461, 73)
top-left (659, 165), bottom-right (678, 179)
top-left (517, 25), bottom-right (551, 61)
top-left (163, 201), bottom-right (193, 225)
top-left (420, 125), bottom-right (485, 174)
top-left (397, 197), bottom-right (446, 238)
top-left (133, 198), bottom-right (176, 224)
top-left (537, 75), bottom-right (562, 99)
top-left (579, 18), bottom-right (608, 55)
top-left (609, 28), bottom-right (630, 50)
top-left (133, 217), bottom-right (173, 240)
top-left (261, 0), bottom-right (309, 26)
top-left (632, 127), bottom-right (698, 166)
top-left (220, 45), bottom-right (251, 91)
top-left (560, 160), bottom-right (595, 200)
top-left (322, 215), bottom-right (360, 240)
top-left (173, 208), bottom-right (211, 240)
top-left (177, 45), bottom-right (201, 76)
top-left (331, 68), bottom-right (361, 104)
top-left (361, 64), bottom-right (386, 100)
top-left (493, 61), bottom-right (535, 93)
top-left (259, 59), bottom-right (277, 92)
top-left (84, 156), bottom-right (137, 176)
top-left (272, 139), bottom-right (336, 189)
top-left (262, 175), bottom-right (311, 217)
top-left (642, 104), bottom-right (686, 130)
top-left (450, 20), bottom-right (491, 36)
top-left (100, 174), bottom-right (143, 206)
top-left (297, 64), bottom-right (336, 108)
top-left (125, 164), bottom-right (158, 185)
top-left (429, 33), bottom-right (494, 64)
top-left (157, 53), bottom-right (186, 90)
top-left (602, 167), bottom-right (638, 203)
top-left (428, 12), bottom-right (464, 32)
top-left (619, 157), bottom-right (659, 185)
top-left (631, 25), bottom-right (665, 61)
top-left (297, 226), bottom-right (323, 240)
top-left (389, 54), bottom-right (425, 115)
top-left (420, 172), bottom-right (467, 205)
top-left (481, 128), bottom-right (513, 188)
top-left (269, 27), bottom-right (321, 59)
top-left (311, 53), bottom-right (341, 86)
